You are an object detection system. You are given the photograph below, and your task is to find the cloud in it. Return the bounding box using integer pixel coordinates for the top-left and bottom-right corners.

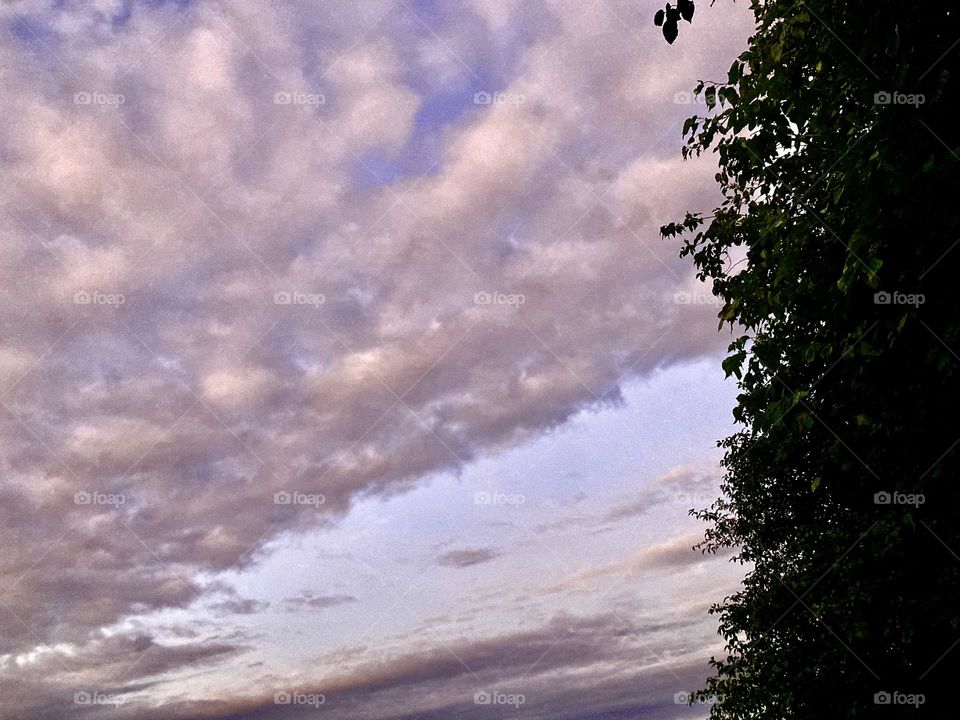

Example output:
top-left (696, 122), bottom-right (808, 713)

top-left (547, 532), bottom-right (739, 596)
top-left (536, 463), bottom-right (722, 535)
top-left (0, 0), bottom-right (753, 714)
top-left (436, 547), bottom-right (502, 568)
top-left (57, 609), bottom-right (719, 720)
top-left (208, 598), bottom-right (270, 617)
top-left (0, 631), bottom-right (245, 720)
top-left (281, 592), bottom-right (359, 612)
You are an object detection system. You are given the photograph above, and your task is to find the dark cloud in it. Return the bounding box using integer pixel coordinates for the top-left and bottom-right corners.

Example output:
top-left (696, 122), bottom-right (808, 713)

top-left (53, 610), bottom-right (716, 720)
top-left (281, 592), bottom-right (359, 611)
top-left (437, 547), bottom-right (502, 568)
top-left (208, 598), bottom-right (270, 616)
top-left (0, 633), bottom-right (245, 720)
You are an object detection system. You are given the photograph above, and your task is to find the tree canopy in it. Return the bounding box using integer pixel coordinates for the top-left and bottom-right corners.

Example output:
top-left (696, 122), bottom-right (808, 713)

top-left (663, 1), bottom-right (960, 716)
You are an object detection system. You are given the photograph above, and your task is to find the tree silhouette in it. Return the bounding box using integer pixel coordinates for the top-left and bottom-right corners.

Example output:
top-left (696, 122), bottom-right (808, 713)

top-left (663, 0), bottom-right (960, 716)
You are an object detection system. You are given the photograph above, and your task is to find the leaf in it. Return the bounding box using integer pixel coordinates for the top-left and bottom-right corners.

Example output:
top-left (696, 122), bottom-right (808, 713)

top-left (654, 9), bottom-right (665, 26)
top-left (663, 20), bottom-right (678, 44)
top-left (720, 87), bottom-right (740, 105)
top-left (722, 352), bottom-right (746, 379)
top-left (728, 62), bottom-right (742, 84)
top-left (705, 86), bottom-right (717, 109)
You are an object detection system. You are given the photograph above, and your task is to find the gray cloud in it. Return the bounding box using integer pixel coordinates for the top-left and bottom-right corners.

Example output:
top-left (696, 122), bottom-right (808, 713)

top-left (208, 598), bottom-right (270, 617)
top-left (282, 592), bottom-right (359, 611)
top-left (0, 632), bottom-right (245, 720)
top-left (436, 547), bottom-right (502, 568)
top-left (46, 609), bottom-right (718, 720)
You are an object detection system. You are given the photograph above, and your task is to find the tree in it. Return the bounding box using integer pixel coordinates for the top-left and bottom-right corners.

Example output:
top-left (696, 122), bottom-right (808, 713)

top-left (662, 1), bottom-right (960, 717)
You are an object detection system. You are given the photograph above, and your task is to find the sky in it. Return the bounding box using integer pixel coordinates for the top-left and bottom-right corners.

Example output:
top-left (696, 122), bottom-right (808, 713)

top-left (0, 1), bottom-right (754, 718)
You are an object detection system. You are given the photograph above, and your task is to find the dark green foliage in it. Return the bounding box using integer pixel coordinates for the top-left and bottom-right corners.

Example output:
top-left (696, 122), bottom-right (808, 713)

top-left (663, 1), bottom-right (960, 717)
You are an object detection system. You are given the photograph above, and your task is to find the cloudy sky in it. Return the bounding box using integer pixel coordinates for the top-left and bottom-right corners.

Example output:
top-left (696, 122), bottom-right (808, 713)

top-left (0, 1), bottom-right (754, 717)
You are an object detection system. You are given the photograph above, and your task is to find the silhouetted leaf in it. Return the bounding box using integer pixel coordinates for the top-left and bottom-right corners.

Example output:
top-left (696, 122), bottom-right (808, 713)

top-left (663, 20), bottom-right (678, 43)
top-left (705, 85), bottom-right (717, 109)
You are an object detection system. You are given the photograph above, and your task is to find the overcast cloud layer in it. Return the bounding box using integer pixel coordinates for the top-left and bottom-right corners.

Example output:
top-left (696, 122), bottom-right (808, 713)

top-left (0, 1), bottom-right (753, 717)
